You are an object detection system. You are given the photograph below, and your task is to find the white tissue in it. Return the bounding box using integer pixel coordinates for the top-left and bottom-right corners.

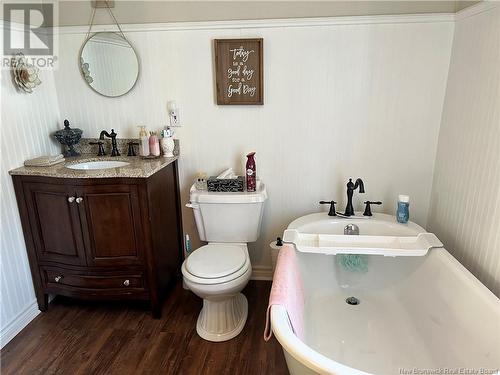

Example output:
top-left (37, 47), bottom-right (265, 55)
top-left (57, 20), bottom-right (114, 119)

top-left (216, 168), bottom-right (237, 179)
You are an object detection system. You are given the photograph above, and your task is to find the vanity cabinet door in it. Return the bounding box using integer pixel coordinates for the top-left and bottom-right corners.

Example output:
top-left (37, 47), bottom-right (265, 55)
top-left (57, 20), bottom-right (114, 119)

top-left (77, 184), bottom-right (144, 267)
top-left (22, 182), bottom-right (87, 266)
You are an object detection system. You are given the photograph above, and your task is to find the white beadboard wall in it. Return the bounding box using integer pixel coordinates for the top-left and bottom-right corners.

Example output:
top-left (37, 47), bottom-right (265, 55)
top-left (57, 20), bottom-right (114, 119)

top-left (0, 26), bottom-right (62, 347)
top-left (428, 5), bottom-right (500, 297)
top-left (53, 17), bottom-right (454, 272)
top-left (0, 13), bottom-right (463, 348)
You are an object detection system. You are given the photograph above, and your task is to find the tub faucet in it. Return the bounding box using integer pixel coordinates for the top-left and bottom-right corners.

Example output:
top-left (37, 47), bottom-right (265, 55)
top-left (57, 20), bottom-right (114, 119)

top-left (344, 178), bottom-right (365, 216)
top-left (99, 129), bottom-right (120, 156)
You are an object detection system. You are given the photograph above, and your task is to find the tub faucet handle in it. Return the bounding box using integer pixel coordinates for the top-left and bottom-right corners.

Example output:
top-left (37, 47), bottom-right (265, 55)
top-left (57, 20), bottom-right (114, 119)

top-left (363, 201), bottom-right (382, 216)
top-left (319, 200), bottom-right (337, 216)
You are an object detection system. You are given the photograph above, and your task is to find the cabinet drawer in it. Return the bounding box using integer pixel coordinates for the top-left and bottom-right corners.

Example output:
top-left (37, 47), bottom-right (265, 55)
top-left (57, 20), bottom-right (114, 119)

top-left (42, 268), bottom-right (145, 290)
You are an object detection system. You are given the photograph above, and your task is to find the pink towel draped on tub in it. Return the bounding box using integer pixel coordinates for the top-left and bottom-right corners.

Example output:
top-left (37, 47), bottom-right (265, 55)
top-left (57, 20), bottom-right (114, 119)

top-left (264, 244), bottom-right (305, 341)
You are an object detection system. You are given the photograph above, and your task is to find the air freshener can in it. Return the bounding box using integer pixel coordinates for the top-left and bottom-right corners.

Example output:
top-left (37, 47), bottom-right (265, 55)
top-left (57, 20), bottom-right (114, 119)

top-left (246, 152), bottom-right (256, 192)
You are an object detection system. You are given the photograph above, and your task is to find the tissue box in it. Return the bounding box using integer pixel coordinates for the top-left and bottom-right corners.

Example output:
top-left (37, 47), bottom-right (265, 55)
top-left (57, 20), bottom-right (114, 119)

top-left (207, 176), bottom-right (244, 192)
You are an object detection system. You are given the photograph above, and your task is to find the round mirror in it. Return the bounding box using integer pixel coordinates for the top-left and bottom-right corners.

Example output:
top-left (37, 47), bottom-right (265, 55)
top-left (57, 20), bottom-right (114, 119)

top-left (79, 32), bottom-right (139, 97)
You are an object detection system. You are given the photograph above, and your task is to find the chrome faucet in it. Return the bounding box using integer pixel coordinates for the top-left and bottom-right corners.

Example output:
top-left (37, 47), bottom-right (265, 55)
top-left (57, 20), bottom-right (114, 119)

top-left (99, 129), bottom-right (120, 156)
top-left (344, 178), bottom-right (365, 216)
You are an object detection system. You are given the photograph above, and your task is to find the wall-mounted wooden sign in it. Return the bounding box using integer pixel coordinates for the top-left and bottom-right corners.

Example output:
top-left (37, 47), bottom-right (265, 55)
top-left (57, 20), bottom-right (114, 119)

top-left (214, 38), bottom-right (263, 105)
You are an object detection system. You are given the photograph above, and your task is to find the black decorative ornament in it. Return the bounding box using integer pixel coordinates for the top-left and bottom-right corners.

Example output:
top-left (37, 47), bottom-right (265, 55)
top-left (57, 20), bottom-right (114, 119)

top-left (53, 119), bottom-right (83, 157)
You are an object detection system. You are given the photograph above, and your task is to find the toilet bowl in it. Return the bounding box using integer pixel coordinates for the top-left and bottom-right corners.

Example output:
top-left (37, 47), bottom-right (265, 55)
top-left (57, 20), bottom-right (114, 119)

top-left (183, 182), bottom-right (267, 342)
top-left (182, 243), bottom-right (252, 341)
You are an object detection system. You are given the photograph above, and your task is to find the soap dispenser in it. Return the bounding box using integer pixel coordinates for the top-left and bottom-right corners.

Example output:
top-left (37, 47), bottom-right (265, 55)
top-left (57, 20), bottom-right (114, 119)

top-left (138, 126), bottom-right (149, 156)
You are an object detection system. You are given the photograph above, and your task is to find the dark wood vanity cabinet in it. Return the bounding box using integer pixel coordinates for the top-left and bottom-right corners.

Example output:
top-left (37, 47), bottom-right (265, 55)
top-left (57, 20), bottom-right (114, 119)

top-left (79, 184), bottom-right (145, 267)
top-left (12, 162), bottom-right (183, 318)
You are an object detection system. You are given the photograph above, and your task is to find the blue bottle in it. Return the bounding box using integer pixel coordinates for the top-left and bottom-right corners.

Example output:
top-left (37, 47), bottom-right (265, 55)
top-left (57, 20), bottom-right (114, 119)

top-left (397, 195), bottom-right (410, 223)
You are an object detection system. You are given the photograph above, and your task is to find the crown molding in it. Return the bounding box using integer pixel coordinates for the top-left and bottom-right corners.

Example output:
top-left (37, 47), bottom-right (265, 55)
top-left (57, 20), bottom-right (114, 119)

top-left (55, 12), bottom-right (455, 35)
top-left (5, 5), bottom-right (496, 36)
top-left (455, 1), bottom-right (499, 20)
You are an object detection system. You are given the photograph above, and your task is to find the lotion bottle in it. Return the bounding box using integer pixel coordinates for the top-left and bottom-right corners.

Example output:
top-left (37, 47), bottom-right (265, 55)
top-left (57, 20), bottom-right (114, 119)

top-left (149, 131), bottom-right (160, 156)
top-left (138, 126), bottom-right (149, 156)
top-left (397, 195), bottom-right (410, 223)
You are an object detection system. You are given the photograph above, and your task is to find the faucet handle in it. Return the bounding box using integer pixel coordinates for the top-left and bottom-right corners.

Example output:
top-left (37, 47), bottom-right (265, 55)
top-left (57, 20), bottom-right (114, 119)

top-left (319, 200), bottom-right (337, 216)
top-left (89, 141), bottom-right (106, 156)
top-left (127, 142), bottom-right (139, 156)
top-left (363, 201), bottom-right (382, 216)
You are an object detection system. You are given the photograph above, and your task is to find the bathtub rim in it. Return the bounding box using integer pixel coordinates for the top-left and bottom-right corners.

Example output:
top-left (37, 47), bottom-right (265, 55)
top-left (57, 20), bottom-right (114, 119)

top-left (270, 247), bottom-right (499, 375)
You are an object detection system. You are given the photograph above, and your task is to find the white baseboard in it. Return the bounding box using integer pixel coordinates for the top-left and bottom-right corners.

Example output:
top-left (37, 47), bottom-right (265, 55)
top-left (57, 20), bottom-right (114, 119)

top-left (251, 266), bottom-right (274, 281)
top-left (0, 300), bottom-right (40, 349)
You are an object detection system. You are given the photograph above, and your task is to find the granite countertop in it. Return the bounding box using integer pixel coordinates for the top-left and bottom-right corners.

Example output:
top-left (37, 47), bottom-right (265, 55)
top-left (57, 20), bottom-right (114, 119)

top-left (9, 154), bottom-right (178, 179)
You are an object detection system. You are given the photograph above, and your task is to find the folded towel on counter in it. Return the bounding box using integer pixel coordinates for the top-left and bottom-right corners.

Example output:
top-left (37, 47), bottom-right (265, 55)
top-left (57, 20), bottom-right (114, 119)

top-left (264, 244), bottom-right (305, 341)
top-left (24, 154), bottom-right (65, 167)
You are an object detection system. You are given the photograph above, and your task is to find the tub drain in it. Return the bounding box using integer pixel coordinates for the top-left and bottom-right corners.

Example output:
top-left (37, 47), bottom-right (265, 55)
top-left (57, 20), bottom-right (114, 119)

top-left (346, 296), bottom-right (360, 305)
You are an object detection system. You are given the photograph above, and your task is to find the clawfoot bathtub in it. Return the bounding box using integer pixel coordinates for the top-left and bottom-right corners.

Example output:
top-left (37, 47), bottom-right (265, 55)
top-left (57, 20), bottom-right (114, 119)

top-left (271, 213), bottom-right (499, 375)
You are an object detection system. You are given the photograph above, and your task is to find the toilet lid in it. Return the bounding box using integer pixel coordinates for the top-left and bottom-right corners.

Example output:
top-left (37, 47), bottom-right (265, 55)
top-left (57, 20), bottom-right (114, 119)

top-left (186, 244), bottom-right (247, 279)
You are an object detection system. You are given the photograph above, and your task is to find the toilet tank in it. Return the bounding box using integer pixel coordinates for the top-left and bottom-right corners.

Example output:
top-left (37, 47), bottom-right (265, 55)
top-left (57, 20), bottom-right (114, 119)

top-left (188, 182), bottom-right (267, 242)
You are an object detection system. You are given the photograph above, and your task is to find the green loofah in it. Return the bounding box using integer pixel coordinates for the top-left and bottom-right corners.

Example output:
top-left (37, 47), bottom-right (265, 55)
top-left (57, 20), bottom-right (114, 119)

top-left (337, 254), bottom-right (369, 273)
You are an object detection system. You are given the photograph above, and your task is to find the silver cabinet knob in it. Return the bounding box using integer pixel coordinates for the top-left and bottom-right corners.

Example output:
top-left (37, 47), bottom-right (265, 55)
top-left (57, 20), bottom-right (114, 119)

top-left (54, 275), bottom-right (62, 282)
top-left (75, 197), bottom-right (83, 204)
top-left (67, 196), bottom-right (75, 203)
top-left (123, 279), bottom-right (130, 286)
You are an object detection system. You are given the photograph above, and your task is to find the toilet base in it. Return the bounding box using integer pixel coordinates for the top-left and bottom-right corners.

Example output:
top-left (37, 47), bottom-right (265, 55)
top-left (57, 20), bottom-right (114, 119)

top-left (196, 293), bottom-right (248, 342)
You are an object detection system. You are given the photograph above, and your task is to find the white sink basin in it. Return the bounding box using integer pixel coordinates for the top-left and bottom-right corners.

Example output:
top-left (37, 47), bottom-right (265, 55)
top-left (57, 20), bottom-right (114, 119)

top-left (66, 161), bottom-right (130, 170)
top-left (287, 212), bottom-right (425, 236)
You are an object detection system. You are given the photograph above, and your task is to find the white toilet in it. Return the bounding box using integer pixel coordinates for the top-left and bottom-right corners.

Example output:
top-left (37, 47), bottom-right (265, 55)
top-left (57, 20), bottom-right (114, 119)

top-left (182, 182), bottom-right (267, 342)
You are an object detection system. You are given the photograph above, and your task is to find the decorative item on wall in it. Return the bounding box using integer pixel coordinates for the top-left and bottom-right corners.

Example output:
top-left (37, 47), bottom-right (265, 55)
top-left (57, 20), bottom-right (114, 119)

top-left (214, 38), bottom-right (263, 105)
top-left (53, 119), bottom-right (83, 157)
top-left (79, 1), bottom-right (139, 97)
top-left (11, 53), bottom-right (42, 94)
top-left (80, 57), bottom-right (93, 84)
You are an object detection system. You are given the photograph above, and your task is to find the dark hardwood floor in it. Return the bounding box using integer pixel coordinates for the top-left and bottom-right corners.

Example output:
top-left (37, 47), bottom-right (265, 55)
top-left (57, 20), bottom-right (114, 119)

top-left (1, 281), bottom-right (288, 375)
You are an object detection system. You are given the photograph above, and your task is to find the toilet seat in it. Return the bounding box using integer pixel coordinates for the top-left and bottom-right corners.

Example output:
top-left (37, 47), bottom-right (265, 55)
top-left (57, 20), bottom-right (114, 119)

top-left (187, 244), bottom-right (246, 278)
top-left (182, 243), bottom-right (250, 285)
